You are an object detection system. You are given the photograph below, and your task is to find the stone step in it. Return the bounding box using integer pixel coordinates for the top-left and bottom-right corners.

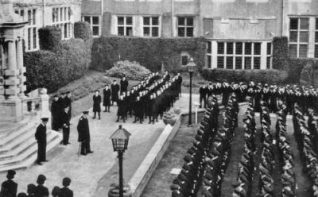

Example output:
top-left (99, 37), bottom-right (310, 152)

top-left (0, 115), bottom-right (34, 136)
top-left (0, 131), bottom-right (62, 171)
top-left (0, 131), bottom-right (62, 172)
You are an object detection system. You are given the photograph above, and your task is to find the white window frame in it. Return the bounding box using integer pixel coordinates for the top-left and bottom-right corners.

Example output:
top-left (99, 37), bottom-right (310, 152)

top-left (266, 42), bottom-right (273, 69)
top-left (289, 17), bottom-right (309, 58)
top-left (15, 8), bottom-right (38, 52)
top-left (82, 15), bottom-right (101, 37)
top-left (142, 16), bottom-right (160, 37)
top-left (117, 16), bottom-right (133, 36)
top-left (315, 18), bottom-right (318, 58)
top-left (177, 16), bottom-right (194, 37)
top-left (52, 7), bottom-right (72, 40)
top-left (206, 42), bottom-right (212, 68)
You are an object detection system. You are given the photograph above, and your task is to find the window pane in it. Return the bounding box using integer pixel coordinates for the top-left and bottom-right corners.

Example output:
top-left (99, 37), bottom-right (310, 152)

top-left (289, 44), bottom-right (297, 58)
top-left (60, 8), bottom-right (63, 21)
top-left (254, 57), bottom-right (260, 69)
top-left (245, 57), bottom-right (251, 69)
top-left (267, 57), bottom-right (271, 69)
top-left (236, 42), bottom-right (243, 55)
top-left (267, 43), bottom-right (272, 55)
top-left (299, 32), bottom-right (309, 42)
top-left (299, 44), bottom-right (308, 58)
top-left (84, 16), bottom-right (90, 24)
top-left (144, 27), bottom-right (150, 36)
top-left (186, 28), bottom-right (193, 37)
top-left (178, 17), bottom-right (185, 26)
top-left (245, 43), bottom-right (252, 55)
top-left (316, 18), bottom-right (318, 30)
top-left (290, 18), bottom-right (298, 30)
top-left (118, 27), bottom-right (124, 36)
top-left (187, 18), bottom-right (193, 26)
top-left (226, 57), bottom-right (233, 69)
top-left (181, 55), bottom-right (188, 66)
top-left (28, 28), bottom-right (31, 50)
top-left (289, 31), bottom-right (298, 42)
top-left (207, 42), bottom-right (212, 54)
top-left (152, 17), bottom-right (159, 25)
top-left (207, 55), bottom-right (212, 68)
top-left (235, 57), bottom-right (242, 69)
top-left (118, 17), bottom-right (124, 25)
top-left (217, 56), bottom-right (224, 68)
top-left (33, 27), bottom-right (37, 49)
top-left (315, 45), bottom-right (318, 58)
top-left (227, 42), bottom-right (233, 54)
top-left (315, 32), bottom-right (318, 43)
top-left (178, 28), bottom-right (185, 37)
top-left (20, 10), bottom-right (24, 18)
top-left (152, 27), bottom-right (159, 37)
top-left (92, 17), bottom-right (99, 25)
top-left (126, 27), bottom-right (133, 36)
top-left (68, 7), bottom-right (71, 20)
top-left (218, 43), bottom-right (224, 54)
top-left (32, 9), bottom-right (36, 25)
top-left (300, 18), bottom-right (309, 30)
top-left (126, 17), bottom-right (133, 25)
top-left (64, 23), bottom-right (68, 38)
top-left (93, 27), bottom-right (99, 36)
top-left (28, 10), bottom-right (32, 25)
top-left (254, 43), bottom-right (261, 55)
top-left (64, 8), bottom-right (67, 21)
top-left (144, 17), bottom-right (150, 25)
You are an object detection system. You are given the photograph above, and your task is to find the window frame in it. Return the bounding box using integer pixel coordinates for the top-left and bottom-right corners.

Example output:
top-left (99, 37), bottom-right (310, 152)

top-left (142, 16), bottom-right (160, 37)
top-left (177, 16), bottom-right (194, 38)
top-left (288, 17), bottom-right (309, 58)
top-left (52, 7), bottom-right (72, 40)
top-left (82, 15), bottom-right (101, 37)
top-left (117, 16), bottom-right (133, 36)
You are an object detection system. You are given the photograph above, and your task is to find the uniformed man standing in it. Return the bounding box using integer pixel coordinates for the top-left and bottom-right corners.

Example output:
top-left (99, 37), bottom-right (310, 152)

top-left (60, 106), bottom-right (71, 145)
top-left (92, 90), bottom-right (101, 120)
top-left (0, 170), bottom-right (17, 197)
top-left (65, 91), bottom-right (72, 119)
top-left (111, 80), bottom-right (120, 105)
top-left (77, 111), bottom-right (93, 156)
top-left (120, 76), bottom-right (129, 93)
top-left (103, 85), bottom-right (111, 112)
top-left (35, 117), bottom-right (49, 165)
top-left (51, 95), bottom-right (60, 131)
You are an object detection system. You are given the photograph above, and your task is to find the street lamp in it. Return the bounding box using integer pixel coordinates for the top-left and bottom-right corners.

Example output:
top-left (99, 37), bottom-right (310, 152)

top-left (110, 125), bottom-right (131, 197)
top-left (187, 57), bottom-right (196, 126)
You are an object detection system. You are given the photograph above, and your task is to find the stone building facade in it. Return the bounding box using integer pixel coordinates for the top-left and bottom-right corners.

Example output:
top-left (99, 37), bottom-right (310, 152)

top-left (81, 0), bottom-right (318, 69)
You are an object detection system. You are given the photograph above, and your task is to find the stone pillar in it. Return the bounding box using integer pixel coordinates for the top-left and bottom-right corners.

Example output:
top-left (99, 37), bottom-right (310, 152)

top-left (4, 40), bottom-right (18, 99)
top-left (16, 38), bottom-right (26, 97)
top-left (39, 88), bottom-right (51, 128)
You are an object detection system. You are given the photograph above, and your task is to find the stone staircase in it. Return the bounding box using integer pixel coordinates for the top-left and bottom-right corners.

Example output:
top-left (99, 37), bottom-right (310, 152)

top-left (0, 115), bottom-right (62, 172)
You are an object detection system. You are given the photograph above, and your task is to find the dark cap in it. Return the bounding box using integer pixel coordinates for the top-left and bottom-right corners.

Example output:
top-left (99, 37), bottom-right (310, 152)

top-left (41, 117), bottom-right (49, 122)
top-left (7, 170), bottom-right (16, 177)
top-left (83, 111), bottom-right (89, 115)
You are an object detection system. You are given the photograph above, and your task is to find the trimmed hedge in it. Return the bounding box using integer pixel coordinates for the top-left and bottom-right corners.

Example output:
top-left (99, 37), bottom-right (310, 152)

top-left (74, 22), bottom-right (92, 41)
top-left (272, 37), bottom-right (289, 70)
top-left (200, 69), bottom-right (288, 84)
top-left (24, 39), bottom-right (92, 93)
top-left (38, 26), bottom-right (61, 51)
top-left (90, 37), bottom-right (206, 72)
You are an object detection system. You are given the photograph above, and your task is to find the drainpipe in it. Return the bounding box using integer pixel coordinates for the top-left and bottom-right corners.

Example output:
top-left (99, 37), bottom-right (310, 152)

top-left (42, 0), bottom-right (45, 27)
top-left (171, 0), bottom-right (174, 37)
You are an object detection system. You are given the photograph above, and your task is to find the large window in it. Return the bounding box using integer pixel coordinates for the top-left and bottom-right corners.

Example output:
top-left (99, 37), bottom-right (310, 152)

top-left (216, 42), bottom-right (262, 69)
top-left (83, 16), bottom-right (101, 37)
top-left (117, 16), bottom-right (133, 36)
top-left (52, 7), bottom-right (72, 39)
top-left (177, 17), bottom-right (194, 37)
top-left (143, 16), bottom-right (160, 37)
top-left (15, 8), bottom-right (38, 51)
top-left (289, 17), bottom-right (309, 58)
top-left (266, 42), bottom-right (273, 69)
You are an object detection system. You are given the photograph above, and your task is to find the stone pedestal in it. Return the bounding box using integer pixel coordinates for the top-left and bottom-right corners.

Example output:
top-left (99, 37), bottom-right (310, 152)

top-left (0, 98), bottom-right (23, 122)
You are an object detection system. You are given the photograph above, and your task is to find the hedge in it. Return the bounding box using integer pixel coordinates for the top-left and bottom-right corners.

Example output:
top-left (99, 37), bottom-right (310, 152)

top-left (24, 38), bottom-right (92, 93)
top-left (200, 69), bottom-right (288, 84)
top-left (272, 37), bottom-right (289, 70)
top-left (74, 22), bottom-right (92, 41)
top-left (288, 58), bottom-right (318, 84)
top-left (90, 36), bottom-right (206, 72)
top-left (38, 26), bottom-right (61, 51)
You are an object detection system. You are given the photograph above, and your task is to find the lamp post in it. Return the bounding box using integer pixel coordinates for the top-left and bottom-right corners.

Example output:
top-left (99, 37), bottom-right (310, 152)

top-left (187, 58), bottom-right (196, 126)
top-left (110, 125), bottom-right (131, 197)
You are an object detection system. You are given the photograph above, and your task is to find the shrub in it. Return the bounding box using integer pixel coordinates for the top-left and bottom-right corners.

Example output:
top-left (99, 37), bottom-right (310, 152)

top-left (200, 69), bottom-right (288, 84)
top-left (105, 60), bottom-right (151, 80)
top-left (287, 59), bottom-right (318, 84)
top-left (90, 37), bottom-right (206, 72)
top-left (74, 22), bottom-right (92, 41)
top-left (38, 26), bottom-right (61, 51)
top-left (298, 59), bottom-right (318, 87)
top-left (272, 37), bottom-right (289, 70)
top-left (24, 38), bottom-right (92, 93)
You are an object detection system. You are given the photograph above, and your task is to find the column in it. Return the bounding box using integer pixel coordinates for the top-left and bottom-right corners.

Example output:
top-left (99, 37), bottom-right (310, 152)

top-left (260, 41), bottom-right (267, 69)
top-left (16, 38), bottom-right (26, 97)
top-left (4, 40), bottom-right (19, 99)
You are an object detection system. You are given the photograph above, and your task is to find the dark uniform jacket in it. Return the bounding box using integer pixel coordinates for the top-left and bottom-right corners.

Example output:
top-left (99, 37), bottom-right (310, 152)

top-left (103, 89), bottom-right (111, 106)
top-left (34, 185), bottom-right (49, 197)
top-left (35, 124), bottom-right (47, 145)
top-left (77, 117), bottom-right (90, 142)
top-left (93, 95), bottom-right (101, 112)
top-left (0, 180), bottom-right (17, 197)
top-left (59, 187), bottom-right (73, 197)
top-left (120, 79), bottom-right (129, 93)
top-left (111, 84), bottom-right (120, 101)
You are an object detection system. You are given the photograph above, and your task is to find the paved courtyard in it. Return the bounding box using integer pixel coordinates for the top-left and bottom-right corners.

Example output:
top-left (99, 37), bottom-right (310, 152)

top-left (0, 93), bottom-right (199, 197)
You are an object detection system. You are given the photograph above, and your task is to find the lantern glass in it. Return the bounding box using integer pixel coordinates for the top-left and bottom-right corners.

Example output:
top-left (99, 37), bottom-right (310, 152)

top-left (110, 125), bottom-right (131, 152)
top-left (187, 58), bottom-right (196, 73)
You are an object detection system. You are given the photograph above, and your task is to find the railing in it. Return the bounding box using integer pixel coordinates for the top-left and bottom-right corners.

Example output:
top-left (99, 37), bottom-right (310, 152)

top-left (21, 88), bottom-right (50, 118)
